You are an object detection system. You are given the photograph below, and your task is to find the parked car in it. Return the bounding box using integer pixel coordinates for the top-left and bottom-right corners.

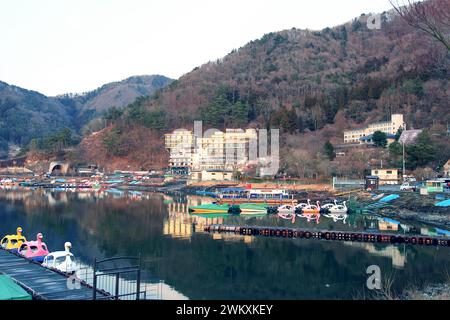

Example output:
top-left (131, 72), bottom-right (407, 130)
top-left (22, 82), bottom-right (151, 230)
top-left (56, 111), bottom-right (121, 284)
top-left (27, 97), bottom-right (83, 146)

top-left (400, 182), bottom-right (417, 191)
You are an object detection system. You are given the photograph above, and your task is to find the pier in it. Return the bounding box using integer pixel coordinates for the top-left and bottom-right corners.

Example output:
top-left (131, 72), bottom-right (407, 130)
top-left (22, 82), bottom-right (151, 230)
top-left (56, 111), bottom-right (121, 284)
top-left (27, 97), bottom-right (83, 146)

top-left (0, 248), bottom-right (112, 300)
top-left (204, 225), bottom-right (450, 247)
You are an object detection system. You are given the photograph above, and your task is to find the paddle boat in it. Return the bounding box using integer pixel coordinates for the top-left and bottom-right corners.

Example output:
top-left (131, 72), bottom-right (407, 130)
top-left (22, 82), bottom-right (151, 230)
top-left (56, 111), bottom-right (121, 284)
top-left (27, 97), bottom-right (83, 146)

top-left (42, 242), bottom-right (77, 274)
top-left (277, 211), bottom-right (296, 223)
top-left (277, 204), bottom-right (297, 214)
top-left (189, 203), bottom-right (231, 214)
top-left (301, 201), bottom-right (321, 214)
top-left (297, 212), bottom-right (320, 223)
top-left (1, 227), bottom-right (27, 253)
top-left (18, 233), bottom-right (49, 263)
top-left (278, 200), bottom-right (311, 214)
top-left (238, 203), bottom-right (268, 215)
top-left (321, 200), bottom-right (348, 214)
top-left (323, 212), bottom-right (348, 223)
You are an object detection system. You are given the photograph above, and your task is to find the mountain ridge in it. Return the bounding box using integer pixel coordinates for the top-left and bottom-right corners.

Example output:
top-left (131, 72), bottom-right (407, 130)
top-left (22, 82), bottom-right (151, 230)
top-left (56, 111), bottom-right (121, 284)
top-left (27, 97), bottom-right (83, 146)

top-left (0, 75), bottom-right (173, 158)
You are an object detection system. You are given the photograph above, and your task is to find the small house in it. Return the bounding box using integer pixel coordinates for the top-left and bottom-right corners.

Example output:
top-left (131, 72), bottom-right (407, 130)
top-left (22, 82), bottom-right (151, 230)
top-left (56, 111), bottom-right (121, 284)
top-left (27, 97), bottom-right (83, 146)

top-left (188, 170), bottom-right (234, 184)
top-left (365, 175), bottom-right (379, 190)
top-left (378, 218), bottom-right (400, 231)
top-left (371, 168), bottom-right (399, 185)
top-left (424, 180), bottom-right (444, 193)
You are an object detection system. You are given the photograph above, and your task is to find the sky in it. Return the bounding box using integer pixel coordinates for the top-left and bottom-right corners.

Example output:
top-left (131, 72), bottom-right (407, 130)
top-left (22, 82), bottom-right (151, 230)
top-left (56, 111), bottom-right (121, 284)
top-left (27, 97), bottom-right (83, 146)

top-left (0, 0), bottom-right (397, 96)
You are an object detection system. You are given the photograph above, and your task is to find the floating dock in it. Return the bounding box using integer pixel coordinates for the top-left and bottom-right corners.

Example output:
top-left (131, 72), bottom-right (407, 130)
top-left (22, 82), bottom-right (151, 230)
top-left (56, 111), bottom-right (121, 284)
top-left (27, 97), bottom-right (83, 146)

top-left (204, 225), bottom-right (450, 247)
top-left (0, 248), bottom-right (111, 300)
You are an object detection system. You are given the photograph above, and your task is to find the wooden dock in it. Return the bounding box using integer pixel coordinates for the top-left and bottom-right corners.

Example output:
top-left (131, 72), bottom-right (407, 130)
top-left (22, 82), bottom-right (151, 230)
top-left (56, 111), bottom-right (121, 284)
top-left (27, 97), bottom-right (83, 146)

top-left (0, 248), bottom-right (111, 300)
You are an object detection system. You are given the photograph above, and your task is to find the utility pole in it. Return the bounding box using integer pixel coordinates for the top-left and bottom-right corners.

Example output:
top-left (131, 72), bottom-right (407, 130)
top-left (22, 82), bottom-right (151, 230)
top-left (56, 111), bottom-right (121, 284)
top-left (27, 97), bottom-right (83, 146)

top-left (402, 141), bottom-right (405, 181)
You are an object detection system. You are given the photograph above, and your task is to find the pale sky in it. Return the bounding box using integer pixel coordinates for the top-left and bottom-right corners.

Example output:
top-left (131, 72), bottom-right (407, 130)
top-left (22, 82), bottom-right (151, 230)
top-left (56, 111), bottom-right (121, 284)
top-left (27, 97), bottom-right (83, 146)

top-left (0, 0), bottom-right (396, 96)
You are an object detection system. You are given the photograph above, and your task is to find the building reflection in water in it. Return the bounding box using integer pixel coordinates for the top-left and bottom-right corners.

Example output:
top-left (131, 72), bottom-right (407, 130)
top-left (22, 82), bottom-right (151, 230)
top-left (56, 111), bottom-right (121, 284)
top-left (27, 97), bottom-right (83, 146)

top-left (163, 196), bottom-right (253, 243)
top-left (343, 242), bottom-right (406, 269)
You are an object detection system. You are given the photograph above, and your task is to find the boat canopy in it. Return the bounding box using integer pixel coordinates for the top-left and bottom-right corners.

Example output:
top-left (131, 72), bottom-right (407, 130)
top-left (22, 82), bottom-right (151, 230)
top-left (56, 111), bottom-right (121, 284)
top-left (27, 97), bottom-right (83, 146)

top-left (220, 188), bottom-right (245, 192)
top-left (0, 275), bottom-right (32, 300)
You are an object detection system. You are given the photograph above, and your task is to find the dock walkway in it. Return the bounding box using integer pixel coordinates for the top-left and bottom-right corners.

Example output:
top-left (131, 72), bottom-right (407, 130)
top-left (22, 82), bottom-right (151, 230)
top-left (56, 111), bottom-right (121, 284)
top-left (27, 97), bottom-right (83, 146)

top-left (0, 248), bottom-right (110, 300)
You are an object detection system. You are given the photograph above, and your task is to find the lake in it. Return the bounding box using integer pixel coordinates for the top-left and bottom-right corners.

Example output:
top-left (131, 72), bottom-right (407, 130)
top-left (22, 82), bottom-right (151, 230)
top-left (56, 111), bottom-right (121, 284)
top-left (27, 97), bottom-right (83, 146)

top-left (0, 188), bottom-right (449, 299)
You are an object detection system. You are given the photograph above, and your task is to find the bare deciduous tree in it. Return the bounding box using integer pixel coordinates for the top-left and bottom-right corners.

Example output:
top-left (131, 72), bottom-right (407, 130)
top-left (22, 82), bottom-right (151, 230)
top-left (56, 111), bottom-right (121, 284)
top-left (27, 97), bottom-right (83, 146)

top-left (390, 0), bottom-right (450, 51)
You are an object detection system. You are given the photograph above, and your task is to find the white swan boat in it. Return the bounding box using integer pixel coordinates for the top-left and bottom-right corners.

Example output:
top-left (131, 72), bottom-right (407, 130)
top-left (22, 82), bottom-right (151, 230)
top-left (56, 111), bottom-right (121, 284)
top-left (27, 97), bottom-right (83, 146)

top-left (42, 242), bottom-right (77, 274)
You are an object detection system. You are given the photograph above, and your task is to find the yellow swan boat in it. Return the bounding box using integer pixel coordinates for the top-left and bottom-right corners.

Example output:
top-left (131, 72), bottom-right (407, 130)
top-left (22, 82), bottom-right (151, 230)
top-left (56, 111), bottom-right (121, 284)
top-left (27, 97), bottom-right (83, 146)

top-left (1, 227), bottom-right (27, 253)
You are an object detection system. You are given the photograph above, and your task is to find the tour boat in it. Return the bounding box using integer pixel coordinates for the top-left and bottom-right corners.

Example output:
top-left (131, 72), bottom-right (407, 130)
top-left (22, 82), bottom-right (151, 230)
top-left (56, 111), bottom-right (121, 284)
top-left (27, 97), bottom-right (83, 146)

top-left (217, 188), bottom-right (297, 204)
top-left (42, 242), bottom-right (77, 274)
top-left (1, 227), bottom-right (27, 253)
top-left (188, 203), bottom-right (231, 214)
top-left (18, 233), bottom-right (49, 263)
top-left (238, 203), bottom-right (268, 215)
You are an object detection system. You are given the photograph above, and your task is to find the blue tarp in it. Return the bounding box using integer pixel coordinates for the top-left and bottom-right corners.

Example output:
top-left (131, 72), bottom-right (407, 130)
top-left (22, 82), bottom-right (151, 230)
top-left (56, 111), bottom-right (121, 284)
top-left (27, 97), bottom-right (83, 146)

top-left (378, 217), bottom-right (400, 225)
top-left (435, 199), bottom-right (450, 207)
top-left (436, 228), bottom-right (450, 236)
top-left (379, 194), bottom-right (400, 202)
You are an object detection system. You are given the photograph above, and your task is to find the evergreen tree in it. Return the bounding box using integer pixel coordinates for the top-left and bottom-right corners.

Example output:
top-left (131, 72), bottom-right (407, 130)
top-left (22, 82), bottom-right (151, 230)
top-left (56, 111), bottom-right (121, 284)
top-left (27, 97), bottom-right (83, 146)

top-left (323, 141), bottom-right (336, 161)
top-left (372, 131), bottom-right (387, 148)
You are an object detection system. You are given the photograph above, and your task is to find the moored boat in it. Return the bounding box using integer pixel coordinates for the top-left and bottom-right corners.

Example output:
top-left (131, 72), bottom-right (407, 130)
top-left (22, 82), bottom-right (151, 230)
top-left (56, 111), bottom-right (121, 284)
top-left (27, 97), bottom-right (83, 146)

top-left (189, 203), bottom-right (231, 214)
top-left (217, 188), bottom-right (297, 204)
top-left (1, 227), bottom-right (27, 253)
top-left (238, 203), bottom-right (268, 215)
top-left (42, 242), bottom-right (77, 274)
top-left (301, 201), bottom-right (321, 214)
top-left (18, 233), bottom-right (50, 263)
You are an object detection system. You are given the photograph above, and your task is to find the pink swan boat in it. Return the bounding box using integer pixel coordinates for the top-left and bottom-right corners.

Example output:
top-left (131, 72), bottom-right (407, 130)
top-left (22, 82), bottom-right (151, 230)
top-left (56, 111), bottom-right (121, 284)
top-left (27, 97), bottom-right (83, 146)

top-left (18, 233), bottom-right (50, 263)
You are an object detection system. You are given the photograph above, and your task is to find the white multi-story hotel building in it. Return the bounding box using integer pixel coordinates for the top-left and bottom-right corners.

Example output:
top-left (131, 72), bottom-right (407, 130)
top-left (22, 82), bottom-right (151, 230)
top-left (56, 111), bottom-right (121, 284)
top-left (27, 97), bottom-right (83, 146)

top-left (344, 114), bottom-right (405, 144)
top-left (164, 128), bottom-right (257, 171)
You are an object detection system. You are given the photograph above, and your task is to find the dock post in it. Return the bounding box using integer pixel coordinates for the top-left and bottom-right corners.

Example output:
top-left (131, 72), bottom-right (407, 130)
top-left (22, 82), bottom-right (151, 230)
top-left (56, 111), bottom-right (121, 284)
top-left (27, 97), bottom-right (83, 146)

top-left (136, 253), bottom-right (141, 300)
top-left (115, 274), bottom-right (120, 300)
top-left (92, 257), bottom-right (97, 300)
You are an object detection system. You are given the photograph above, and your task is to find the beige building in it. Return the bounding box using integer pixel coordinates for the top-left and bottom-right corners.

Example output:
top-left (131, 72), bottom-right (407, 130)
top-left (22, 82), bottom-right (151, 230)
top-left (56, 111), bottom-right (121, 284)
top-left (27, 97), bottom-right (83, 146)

top-left (188, 169), bottom-right (234, 184)
top-left (371, 168), bottom-right (399, 185)
top-left (194, 129), bottom-right (257, 171)
top-left (165, 128), bottom-right (257, 172)
top-left (164, 129), bottom-right (195, 168)
top-left (443, 159), bottom-right (450, 178)
top-left (344, 114), bottom-right (405, 144)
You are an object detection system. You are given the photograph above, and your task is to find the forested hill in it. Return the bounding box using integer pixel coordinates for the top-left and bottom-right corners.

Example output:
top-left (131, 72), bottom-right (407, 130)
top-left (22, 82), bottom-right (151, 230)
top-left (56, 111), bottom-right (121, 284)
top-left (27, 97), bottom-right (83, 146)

top-left (110, 11), bottom-right (448, 133)
top-left (90, 9), bottom-right (449, 172)
top-left (0, 75), bottom-right (172, 158)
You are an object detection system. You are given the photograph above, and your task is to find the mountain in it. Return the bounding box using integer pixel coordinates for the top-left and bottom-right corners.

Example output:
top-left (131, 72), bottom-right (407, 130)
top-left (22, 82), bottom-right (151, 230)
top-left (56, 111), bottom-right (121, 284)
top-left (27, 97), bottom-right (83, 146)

top-left (0, 75), bottom-right (173, 158)
top-left (56, 75), bottom-right (173, 128)
top-left (0, 81), bottom-right (76, 158)
top-left (93, 10), bottom-right (449, 172)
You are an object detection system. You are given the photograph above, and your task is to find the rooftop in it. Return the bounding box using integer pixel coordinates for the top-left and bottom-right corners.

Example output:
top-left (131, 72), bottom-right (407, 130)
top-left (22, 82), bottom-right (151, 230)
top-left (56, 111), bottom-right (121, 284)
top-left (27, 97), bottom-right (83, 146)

top-left (398, 129), bottom-right (423, 145)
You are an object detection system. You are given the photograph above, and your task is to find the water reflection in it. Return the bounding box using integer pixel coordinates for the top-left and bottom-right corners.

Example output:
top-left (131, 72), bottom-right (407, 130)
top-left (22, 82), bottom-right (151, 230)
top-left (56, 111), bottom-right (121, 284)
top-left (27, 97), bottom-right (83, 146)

top-left (0, 189), bottom-right (449, 299)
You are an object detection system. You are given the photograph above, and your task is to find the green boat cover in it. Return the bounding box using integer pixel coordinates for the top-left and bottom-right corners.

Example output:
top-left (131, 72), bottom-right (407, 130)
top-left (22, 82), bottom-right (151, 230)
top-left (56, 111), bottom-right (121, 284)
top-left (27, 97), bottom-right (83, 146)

top-left (190, 203), bottom-right (230, 211)
top-left (0, 275), bottom-right (32, 300)
top-left (239, 203), bottom-right (268, 209)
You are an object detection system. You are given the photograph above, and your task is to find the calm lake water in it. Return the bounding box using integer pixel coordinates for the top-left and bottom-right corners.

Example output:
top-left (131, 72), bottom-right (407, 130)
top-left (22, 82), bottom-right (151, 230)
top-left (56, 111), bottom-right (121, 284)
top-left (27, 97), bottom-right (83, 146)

top-left (0, 188), bottom-right (449, 300)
